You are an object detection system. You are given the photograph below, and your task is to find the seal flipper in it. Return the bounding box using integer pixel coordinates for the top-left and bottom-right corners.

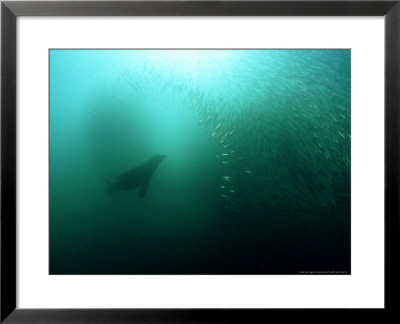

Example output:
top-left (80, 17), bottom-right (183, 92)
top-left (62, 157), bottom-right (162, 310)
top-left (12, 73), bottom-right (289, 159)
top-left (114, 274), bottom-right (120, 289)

top-left (139, 181), bottom-right (149, 199)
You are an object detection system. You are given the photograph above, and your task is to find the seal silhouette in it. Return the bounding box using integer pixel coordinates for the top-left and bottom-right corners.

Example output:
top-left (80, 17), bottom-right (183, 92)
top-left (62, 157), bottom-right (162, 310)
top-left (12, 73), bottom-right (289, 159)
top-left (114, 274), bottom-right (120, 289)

top-left (107, 155), bottom-right (165, 198)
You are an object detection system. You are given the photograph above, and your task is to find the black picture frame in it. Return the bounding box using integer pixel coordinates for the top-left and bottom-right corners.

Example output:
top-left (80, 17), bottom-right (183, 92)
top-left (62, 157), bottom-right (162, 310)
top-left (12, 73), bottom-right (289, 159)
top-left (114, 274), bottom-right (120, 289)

top-left (1, 0), bottom-right (399, 322)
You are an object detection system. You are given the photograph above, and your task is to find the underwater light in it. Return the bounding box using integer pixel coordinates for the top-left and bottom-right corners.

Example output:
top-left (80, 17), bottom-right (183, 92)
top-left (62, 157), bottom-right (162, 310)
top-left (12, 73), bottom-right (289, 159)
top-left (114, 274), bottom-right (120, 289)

top-left (141, 50), bottom-right (233, 78)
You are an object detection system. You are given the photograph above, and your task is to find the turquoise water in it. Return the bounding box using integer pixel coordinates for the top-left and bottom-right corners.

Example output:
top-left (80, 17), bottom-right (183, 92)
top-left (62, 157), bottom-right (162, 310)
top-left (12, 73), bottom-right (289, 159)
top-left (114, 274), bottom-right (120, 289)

top-left (50, 49), bottom-right (350, 274)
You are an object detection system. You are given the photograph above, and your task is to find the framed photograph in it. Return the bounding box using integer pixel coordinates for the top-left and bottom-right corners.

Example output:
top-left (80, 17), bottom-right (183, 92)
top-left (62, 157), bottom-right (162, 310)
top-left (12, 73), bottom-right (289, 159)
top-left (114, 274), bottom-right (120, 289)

top-left (1, 0), bottom-right (399, 322)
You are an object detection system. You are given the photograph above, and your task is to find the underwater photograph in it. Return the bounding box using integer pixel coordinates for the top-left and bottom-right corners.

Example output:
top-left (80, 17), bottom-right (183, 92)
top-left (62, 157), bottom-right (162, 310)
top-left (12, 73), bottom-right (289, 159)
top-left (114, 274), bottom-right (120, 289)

top-left (49, 49), bottom-right (351, 274)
